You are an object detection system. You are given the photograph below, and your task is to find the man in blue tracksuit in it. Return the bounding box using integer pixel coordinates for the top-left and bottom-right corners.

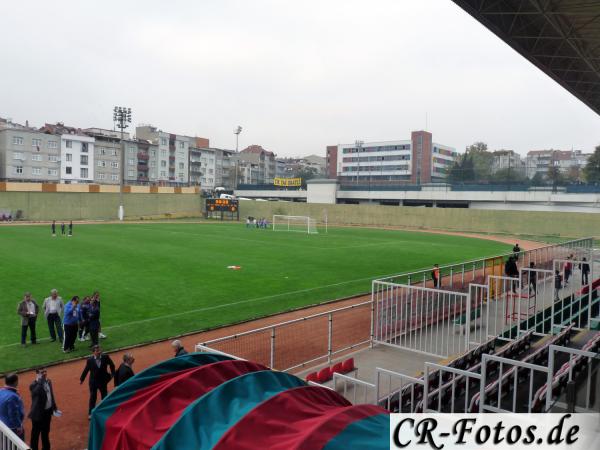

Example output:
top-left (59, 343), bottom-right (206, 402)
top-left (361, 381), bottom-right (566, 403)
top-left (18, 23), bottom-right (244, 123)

top-left (0, 373), bottom-right (25, 439)
top-left (63, 296), bottom-right (80, 353)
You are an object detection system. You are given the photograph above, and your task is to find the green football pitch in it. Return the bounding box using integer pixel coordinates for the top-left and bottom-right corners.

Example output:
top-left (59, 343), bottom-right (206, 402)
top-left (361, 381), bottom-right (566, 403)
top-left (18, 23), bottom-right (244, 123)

top-left (0, 222), bottom-right (510, 373)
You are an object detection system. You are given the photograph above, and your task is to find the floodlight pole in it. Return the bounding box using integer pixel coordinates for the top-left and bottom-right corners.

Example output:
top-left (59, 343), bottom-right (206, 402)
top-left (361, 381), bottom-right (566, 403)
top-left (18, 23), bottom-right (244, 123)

top-left (114, 106), bottom-right (132, 221)
top-left (234, 126), bottom-right (242, 189)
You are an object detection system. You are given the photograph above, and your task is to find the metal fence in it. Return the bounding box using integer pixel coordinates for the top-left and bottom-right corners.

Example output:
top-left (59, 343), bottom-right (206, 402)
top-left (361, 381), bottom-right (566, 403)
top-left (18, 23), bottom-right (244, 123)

top-left (196, 301), bottom-right (373, 372)
top-left (0, 422), bottom-right (29, 450)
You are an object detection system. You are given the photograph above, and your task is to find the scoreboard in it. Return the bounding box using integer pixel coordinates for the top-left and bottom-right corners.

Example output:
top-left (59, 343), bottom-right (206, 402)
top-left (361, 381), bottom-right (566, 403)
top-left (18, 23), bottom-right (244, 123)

top-left (206, 198), bottom-right (238, 212)
top-left (205, 197), bottom-right (239, 221)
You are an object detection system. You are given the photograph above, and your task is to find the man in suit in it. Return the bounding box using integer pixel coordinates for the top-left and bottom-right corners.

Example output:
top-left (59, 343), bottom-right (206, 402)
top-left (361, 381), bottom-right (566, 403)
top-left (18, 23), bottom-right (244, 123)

top-left (114, 353), bottom-right (135, 387)
top-left (29, 367), bottom-right (58, 450)
top-left (80, 346), bottom-right (115, 418)
top-left (17, 292), bottom-right (39, 346)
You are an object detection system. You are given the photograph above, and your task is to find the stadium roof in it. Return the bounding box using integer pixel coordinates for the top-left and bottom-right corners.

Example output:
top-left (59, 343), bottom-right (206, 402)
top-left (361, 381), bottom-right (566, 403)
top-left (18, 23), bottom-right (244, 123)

top-left (452, 0), bottom-right (600, 115)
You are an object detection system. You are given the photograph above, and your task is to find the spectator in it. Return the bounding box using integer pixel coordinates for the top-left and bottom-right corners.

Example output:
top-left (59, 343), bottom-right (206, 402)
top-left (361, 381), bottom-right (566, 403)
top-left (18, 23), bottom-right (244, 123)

top-left (68, 221), bottom-right (73, 237)
top-left (564, 255), bottom-right (573, 286)
top-left (17, 292), bottom-right (38, 346)
top-left (29, 367), bottom-right (58, 450)
top-left (504, 256), bottom-right (519, 293)
top-left (78, 297), bottom-right (91, 342)
top-left (580, 257), bottom-right (590, 285)
top-left (114, 354), bottom-right (135, 387)
top-left (80, 346), bottom-right (115, 418)
top-left (92, 291), bottom-right (107, 339)
top-left (431, 264), bottom-right (440, 288)
top-left (87, 298), bottom-right (101, 348)
top-left (51, 221), bottom-right (56, 237)
top-left (512, 243), bottom-right (521, 259)
top-left (62, 296), bottom-right (79, 353)
top-left (528, 262), bottom-right (537, 296)
top-left (0, 373), bottom-right (25, 440)
top-left (171, 340), bottom-right (188, 357)
top-left (60, 223), bottom-right (65, 236)
top-left (43, 289), bottom-right (64, 344)
top-left (554, 270), bottom-right (563, 301)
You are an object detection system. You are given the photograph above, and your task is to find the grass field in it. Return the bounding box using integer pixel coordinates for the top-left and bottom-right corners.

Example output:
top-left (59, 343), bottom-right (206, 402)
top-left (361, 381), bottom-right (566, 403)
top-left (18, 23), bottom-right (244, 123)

top-left (0, 222), bottom-right (510, 373)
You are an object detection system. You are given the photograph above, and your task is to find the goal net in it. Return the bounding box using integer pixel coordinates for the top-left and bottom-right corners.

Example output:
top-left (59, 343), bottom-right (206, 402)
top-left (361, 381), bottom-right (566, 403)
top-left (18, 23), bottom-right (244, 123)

top-left (272, 215), bottom-right (318, 234)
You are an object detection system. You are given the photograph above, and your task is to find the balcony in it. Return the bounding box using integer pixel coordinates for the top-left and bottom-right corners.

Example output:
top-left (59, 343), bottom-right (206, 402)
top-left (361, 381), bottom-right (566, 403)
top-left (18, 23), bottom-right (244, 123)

top-left (137, 176), bottom-right (149, 182)
top-left (137, 152), bottom-right (149, 161)
top-left (137, 164), bottom-right (149, 172)
top-left (169, 156), bottom-right (176, 162)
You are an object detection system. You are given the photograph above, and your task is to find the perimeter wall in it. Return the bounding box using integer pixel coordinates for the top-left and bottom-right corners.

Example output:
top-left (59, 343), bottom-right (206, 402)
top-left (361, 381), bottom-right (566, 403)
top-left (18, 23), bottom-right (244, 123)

top-left (241, 200), bottom-right (600, 239)
top-left (0, 192), bottom-right (202, 220)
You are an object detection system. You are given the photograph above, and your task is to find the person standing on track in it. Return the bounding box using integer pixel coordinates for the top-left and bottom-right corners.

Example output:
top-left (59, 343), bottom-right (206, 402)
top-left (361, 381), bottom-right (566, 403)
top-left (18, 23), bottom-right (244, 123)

top-left (171, 340), bottom-right (188, 357)
top-left (0, 373), bottom-right (25, 440)
top-left (114, 354), bottom-right (135, 387)
top-left (43, 289), bottom-right (64, 344)
top-left (51, 221), bottom-right (56, 237)
top-left (80, 345), bottom-right (115, 419)
top-left (60, 223), bottom-right (65, 236)
top-left (62, 296), bottom-right (79, 353)
top-left (29, 367), bottom-right (58, 450)
top-left (68, 221), bottom-right (73, 237)
top-left (431, 264), bottom-right (440, 288)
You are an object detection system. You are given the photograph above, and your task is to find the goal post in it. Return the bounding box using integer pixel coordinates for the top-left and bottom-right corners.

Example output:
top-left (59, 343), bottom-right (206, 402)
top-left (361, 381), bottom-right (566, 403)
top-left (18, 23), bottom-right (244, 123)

top-left (272, 215), bottom-right (318, 234)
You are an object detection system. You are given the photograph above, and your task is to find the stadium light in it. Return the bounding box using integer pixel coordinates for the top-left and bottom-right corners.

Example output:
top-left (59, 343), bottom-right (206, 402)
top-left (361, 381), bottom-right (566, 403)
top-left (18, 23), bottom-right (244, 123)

top-left (234, 126), bottom-right (242, 152)
top-left (234, 126), bottom-right (243, 189)
top-left (113, 106), bottom-right (132, 221)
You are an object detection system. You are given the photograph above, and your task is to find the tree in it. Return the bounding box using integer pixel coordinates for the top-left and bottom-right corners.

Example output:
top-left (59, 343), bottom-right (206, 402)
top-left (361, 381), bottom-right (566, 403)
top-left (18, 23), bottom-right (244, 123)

top-left (465, 142), bottom-right (493, 182)
top-left (297, 166), bottom-right (318, 188)
top-left (492, 168), bottom-right (527, 184)
top-left (448, 154), bottom-right (475, 183)
top-left (547, 165), bottom-right (565, 190)
top-left (583, 145), bottom-right (600, 183)
top-left (530, 172), bottom-right (546, 187)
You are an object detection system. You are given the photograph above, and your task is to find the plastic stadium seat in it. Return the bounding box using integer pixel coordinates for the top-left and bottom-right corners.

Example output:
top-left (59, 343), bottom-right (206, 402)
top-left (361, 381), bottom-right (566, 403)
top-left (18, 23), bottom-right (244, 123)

top-left (306, 372), bottom-right (318, 383)
top-left (331, 363), bottom-right (344, 374)
top-left (317, 367), bottom-right (332, 383)
top-left (341, 358), bottom-right (355, 373)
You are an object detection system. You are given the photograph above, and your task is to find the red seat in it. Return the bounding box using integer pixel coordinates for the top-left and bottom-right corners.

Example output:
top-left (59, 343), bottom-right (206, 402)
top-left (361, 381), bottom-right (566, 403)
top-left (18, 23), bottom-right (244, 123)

top-left (317, 367), bottom-right (332, 383)
top-left (341, 358), bottom-right (355, 373)
top-left (331, 362), bottom-right (344, 374)
top-left (306, 372), bottom-right (318, 383)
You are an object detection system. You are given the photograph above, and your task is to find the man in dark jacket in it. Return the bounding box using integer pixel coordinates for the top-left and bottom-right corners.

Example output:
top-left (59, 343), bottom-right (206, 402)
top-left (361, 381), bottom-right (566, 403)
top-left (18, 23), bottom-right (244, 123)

top-left (171, 340), bottom-right (188, 357)
top-left (87, 299), bottom-right (101, 348)
top-left (114, 353), bottom-right (135, 387)
top-left (17, 292), bottom-right (39, 346)
top-left (29, 367), bottom-right (58, 450)
top-left (80, 346), bottom-right (115, 417)
top-left (580, 257), bottom-right (591, 285)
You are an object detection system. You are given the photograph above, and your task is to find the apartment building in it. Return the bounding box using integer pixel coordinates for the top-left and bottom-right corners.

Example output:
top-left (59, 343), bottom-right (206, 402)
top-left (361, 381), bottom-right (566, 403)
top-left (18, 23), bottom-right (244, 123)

top-left (491, 150), bottom-right (525, 174)
top-left (84, 128), bottom-right (126, 184)
top-left (136, 125), bottom-right (189, 184)
top-left (60, 134), bottom-right (95, 183)
top-left (189, 144), bottom-right (236, 190)
top-left (328, 131), bottom-right (457, 184)
top-left (525, 149), bottom-right (591, 179)
top-left (234, 145), bottom-right (276, 184)
top-left (0, 126), bottom-right (61, 181)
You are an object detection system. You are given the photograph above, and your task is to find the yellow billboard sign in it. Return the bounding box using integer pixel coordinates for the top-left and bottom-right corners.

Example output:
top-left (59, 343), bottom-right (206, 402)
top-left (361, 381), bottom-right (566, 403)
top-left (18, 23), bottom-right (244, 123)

top-left (273, 177), bottom-right (302, 187)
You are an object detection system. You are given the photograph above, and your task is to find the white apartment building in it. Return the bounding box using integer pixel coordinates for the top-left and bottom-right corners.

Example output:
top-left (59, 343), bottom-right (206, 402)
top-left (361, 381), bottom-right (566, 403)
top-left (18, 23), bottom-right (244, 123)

top-left (525, 150), bottom-right (591, 179)
top-left (136, 125), bottom-right (189, 184)
top-left (60, 134), bottom-right (95, 183)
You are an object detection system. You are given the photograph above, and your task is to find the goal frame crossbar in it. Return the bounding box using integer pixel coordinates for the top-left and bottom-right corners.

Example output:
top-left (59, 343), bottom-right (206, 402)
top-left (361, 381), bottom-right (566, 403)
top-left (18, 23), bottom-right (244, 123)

top-left (272, 214), bottom-right (318, 234)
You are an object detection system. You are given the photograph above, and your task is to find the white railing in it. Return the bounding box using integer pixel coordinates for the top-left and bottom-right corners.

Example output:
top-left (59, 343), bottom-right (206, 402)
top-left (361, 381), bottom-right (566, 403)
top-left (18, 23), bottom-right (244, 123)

top-left (375, 367), bottom-right (423, 412)
top-left (333, 372), bottom-right (374, 404)
top-left (0, 421), bottom-right (30, 450)
top-left (197, 300), bottom-right (373, 372)
top-left (423, 362), bottom-right (482, 413)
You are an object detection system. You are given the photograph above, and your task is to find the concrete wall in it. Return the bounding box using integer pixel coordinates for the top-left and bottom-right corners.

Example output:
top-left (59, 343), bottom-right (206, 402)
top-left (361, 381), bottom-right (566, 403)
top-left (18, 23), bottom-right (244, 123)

top-left (0, 192), bottom-right (202, 220)
top-left (240, 200), bottom-right (600, 239)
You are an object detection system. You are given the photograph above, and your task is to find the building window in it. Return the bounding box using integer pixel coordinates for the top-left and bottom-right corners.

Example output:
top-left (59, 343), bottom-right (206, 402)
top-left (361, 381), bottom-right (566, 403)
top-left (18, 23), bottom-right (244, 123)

top-left (32, 138), bottom-right (42, 147)
top-left (14, 166), bottom-right (23, 174)
top-left (97, 160), bottom-right (106, 167)
top-left (111, 174), bottom-right (118, 181)
top-left (48, 140), bottom-right (58, 149)
top-left (49, 155), bottom-right (59, 162)
top-left (159, 138), bottom-right (167, 146)
top-left (13, 152), bottom-right (25, 160)
top-left (179, 162), bottom-right (184, 169)
top-left (32, 167), bottom-right (42, 175)
top-left (80, 168), bottom-right (88, 178)
top-left (151, 150), bottom-right (156, 156)
top-left (12, 136), bottom-right (24, 145)
top-left (81, 155), bottom-right (88, 165)
top-left (179, 173), bottom-right (184, 179)
top-left (128, 170), bottom-right (135, 177)
top-left (31, 154), bottom-right (42, 162)
top-left (150, 161), bottom-right (156, 167)
top-left (81, 143), bottom-right (88, 153)
top-left (98, 173), bottom-right (105, 180)
top-left (178, 141), bottom-right (184, 149)
top-left (66, 167), bottom-right (72, 175)
top-left (48, 169), bottom-right (58, 176)
top-left (160, 171), bottom-right (166, 177)
top-left (111, 149), bottom-right (118, 156)
top-left (161, 160), bottom-right (167, 167)
top-left (160, 149), bottom-right (167, 157)
top-left (128, 159), bottom-right (135, 165)
top-left (111, 161), bottom-right (119, 168)
top-left (66, 153), bottom-right (72, 162)
top-left (99, 147), bottom-right (106, 155)
top-left (65, 140), bottom-right (72, 148)
top-left (129, 146), bottom-right (136, 153)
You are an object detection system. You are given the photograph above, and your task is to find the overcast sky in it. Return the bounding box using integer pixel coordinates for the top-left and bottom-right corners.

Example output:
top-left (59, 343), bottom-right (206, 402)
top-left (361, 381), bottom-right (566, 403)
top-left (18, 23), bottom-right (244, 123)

top-left (1, 0), bottom-right (598, 157)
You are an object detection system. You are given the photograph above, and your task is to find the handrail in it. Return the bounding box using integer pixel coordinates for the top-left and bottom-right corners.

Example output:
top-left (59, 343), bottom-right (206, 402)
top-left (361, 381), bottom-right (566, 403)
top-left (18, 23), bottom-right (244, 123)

top-left (0, 421), bottom-right (30, 450)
